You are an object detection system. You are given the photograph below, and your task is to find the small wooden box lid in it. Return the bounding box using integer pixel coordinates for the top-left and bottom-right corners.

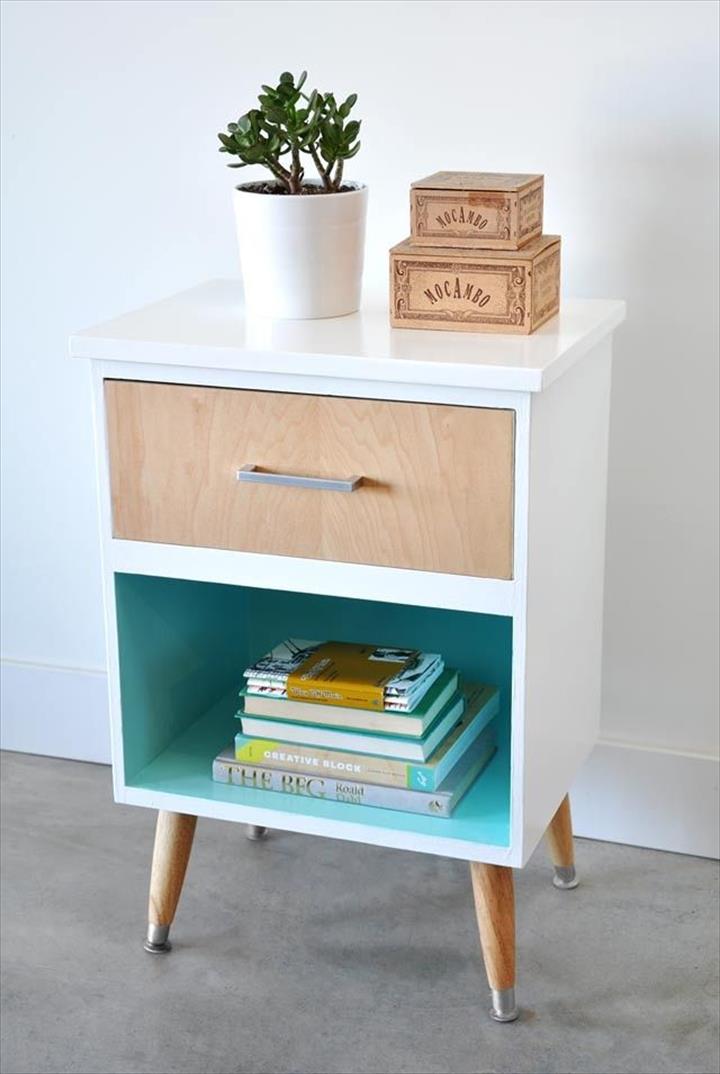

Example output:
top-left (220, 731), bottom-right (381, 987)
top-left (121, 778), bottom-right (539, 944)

top-left (411, 171), bottom-right (543, 193)
top-left (391, 233), bottom-right (559, 261)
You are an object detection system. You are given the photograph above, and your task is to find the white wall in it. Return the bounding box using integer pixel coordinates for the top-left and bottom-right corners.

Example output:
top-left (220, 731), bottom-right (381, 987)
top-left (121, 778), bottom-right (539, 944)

top-left (1, 0), bottom-right (718, 856)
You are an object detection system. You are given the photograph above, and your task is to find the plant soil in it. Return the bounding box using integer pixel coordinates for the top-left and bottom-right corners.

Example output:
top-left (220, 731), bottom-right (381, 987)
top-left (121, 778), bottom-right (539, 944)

top-left (236, 181), bottom-right (357, 195)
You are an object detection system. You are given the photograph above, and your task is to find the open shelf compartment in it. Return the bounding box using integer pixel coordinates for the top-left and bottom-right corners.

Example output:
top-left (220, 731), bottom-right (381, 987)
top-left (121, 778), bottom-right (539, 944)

top-left (115, 574), bottom-right (513, 855)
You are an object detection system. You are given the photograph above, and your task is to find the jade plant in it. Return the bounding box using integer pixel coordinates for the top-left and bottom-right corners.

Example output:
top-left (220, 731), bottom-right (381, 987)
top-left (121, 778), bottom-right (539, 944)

top-left (218, 71), bottom-right (361, 194)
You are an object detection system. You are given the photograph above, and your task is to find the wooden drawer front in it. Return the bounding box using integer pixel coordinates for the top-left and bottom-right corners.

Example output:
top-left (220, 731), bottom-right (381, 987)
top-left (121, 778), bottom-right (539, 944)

top-left (106, 382), bottom-right (515, 579)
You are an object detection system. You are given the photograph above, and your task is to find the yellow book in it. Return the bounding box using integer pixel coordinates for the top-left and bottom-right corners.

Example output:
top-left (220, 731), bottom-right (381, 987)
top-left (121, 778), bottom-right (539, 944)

top-left (286, 641), bottom-right (417, 710)
top-left (244, 639), bottom-right (443, 713)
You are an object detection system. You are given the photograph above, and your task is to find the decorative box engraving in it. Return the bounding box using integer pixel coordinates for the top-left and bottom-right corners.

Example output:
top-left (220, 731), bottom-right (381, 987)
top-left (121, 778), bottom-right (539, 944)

top-left (414, 194), bottom-right (512, 244)
top-left (394, 262), bottom-right (526, 327)
top-left (518, 185), bottom-right (544, 239)
top-left (531, 247), bottom-right (561, 328)
top-left (410, 172), bottom-right (544, 251)
top-left (390, 236), bottom-right (560, 335)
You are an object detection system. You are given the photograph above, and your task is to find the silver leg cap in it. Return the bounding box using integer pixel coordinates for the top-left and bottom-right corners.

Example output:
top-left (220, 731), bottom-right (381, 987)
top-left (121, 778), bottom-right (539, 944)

top-left (143, 922), bottom-right (171, 953)
top-left (245, 824), bottom-right (268, 841)
top-left (553, 865), bottom-right (579, 890)
top-left (490, 987), bottom-right (519, 1022)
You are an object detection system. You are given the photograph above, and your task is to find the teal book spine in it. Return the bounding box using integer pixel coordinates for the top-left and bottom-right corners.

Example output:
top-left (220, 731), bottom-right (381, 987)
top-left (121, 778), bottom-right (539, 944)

top-left (235, 682), bottom-right (499, 789)
top-left (407, 684), bottom-right (499, 788)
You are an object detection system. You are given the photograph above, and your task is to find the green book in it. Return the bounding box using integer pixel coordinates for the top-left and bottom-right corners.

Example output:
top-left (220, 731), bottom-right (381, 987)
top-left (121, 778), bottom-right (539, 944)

top-left (235, 683), bottom-right (499, 790)
top-left (240, 687), bottom-right (465, 762)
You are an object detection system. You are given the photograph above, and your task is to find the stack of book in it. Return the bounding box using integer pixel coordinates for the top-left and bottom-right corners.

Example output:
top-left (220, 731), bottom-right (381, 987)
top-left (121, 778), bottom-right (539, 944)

top-left (212, 638), bottom-right (499, 818)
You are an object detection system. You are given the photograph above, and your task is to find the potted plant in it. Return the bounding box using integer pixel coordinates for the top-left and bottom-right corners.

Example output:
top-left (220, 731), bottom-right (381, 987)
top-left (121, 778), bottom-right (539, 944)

top-left (219, 71), bottom-right (367, 320)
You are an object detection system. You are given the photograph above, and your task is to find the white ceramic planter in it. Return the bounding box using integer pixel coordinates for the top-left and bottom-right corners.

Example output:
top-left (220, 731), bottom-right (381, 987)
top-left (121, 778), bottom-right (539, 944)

top-left (233, 181), bottom-right (368, 319)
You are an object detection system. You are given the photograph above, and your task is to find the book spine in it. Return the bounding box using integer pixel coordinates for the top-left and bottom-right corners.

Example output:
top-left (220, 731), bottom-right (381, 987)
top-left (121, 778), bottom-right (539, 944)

top-left (234, 735), bottom-right (415, 788)
top-left (234, 734), bottom-right (448, 790)
top-left (241, 702), bottom-right (426, 736)
top-left (213, 758), bottom-right (454, 817)
top-left (240, 715), bottom-right (430, 761)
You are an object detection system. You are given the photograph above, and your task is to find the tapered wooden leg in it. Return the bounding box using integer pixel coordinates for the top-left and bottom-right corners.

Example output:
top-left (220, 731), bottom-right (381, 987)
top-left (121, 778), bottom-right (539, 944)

top-left (545, 794), bottom-right (579, 889)
top-left (143, 810), bottom-right (198, 953)
top-left (470, 863), bottom-right (518, 1022)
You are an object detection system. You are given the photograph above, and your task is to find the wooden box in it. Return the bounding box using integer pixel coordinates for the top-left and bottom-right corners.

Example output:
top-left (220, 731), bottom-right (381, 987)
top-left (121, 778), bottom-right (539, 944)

top-left (390, 234), bottom-right (560, 335)
top-left (410, 171), bottom-right (544, 250)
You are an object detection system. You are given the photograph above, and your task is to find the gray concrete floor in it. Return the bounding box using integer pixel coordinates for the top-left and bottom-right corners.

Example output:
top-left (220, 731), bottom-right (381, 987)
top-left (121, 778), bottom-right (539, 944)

top-left (1, 752), bottom-right (718, 1074)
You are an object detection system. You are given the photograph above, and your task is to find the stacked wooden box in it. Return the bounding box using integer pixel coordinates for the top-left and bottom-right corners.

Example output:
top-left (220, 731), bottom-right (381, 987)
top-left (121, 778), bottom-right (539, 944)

top-left (390, 171), bottom-right (561, 335)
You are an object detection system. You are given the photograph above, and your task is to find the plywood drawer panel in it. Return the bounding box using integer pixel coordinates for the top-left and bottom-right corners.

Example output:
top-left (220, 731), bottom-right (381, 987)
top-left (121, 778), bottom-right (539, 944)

top-left (105, 381), bottom-right (515, 579)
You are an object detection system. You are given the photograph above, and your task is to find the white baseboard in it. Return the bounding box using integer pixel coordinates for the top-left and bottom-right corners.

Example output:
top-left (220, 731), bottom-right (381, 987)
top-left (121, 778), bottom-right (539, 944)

top-left (571, 738), bottom-right (719, 859)
top-left (0, 658), bottom-right (111, 764)
top-left (2, 660), bottom-right (718, 858)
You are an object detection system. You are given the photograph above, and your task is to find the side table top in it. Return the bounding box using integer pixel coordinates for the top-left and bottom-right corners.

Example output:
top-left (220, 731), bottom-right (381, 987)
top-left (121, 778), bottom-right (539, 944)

top-left (70, 279), bottom-right (625, 393)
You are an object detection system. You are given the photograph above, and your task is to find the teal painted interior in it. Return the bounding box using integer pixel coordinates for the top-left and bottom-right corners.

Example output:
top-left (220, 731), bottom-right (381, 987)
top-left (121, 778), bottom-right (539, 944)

top-left (116, 574), bottom-right (253, 781)
top-left (116, 573), bottom-right (513, 847)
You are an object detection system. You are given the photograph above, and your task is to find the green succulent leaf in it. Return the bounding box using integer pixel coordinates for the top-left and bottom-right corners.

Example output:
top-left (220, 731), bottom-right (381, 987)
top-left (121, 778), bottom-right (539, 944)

top-left (218, 73), bottom-right (361, 191)
top-left (265, 107), bottom-right (287, 125)
top-left (338, 93), bottom-right (357, 118)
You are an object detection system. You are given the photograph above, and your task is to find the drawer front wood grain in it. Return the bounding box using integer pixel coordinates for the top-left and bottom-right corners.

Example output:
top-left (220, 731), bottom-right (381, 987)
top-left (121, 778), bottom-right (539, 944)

top-left (106, 382), bottom-right (515, 579)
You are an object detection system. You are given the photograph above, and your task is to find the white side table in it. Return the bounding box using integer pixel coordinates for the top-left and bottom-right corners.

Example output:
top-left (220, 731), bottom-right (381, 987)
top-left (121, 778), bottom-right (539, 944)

top-left (71, 282), bottom-right (625, 1021)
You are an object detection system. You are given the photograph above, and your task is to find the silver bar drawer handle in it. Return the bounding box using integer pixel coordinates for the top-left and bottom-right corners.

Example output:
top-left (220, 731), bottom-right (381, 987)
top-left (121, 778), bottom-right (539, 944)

top-left (236, 464), bottom-right (364, 493)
